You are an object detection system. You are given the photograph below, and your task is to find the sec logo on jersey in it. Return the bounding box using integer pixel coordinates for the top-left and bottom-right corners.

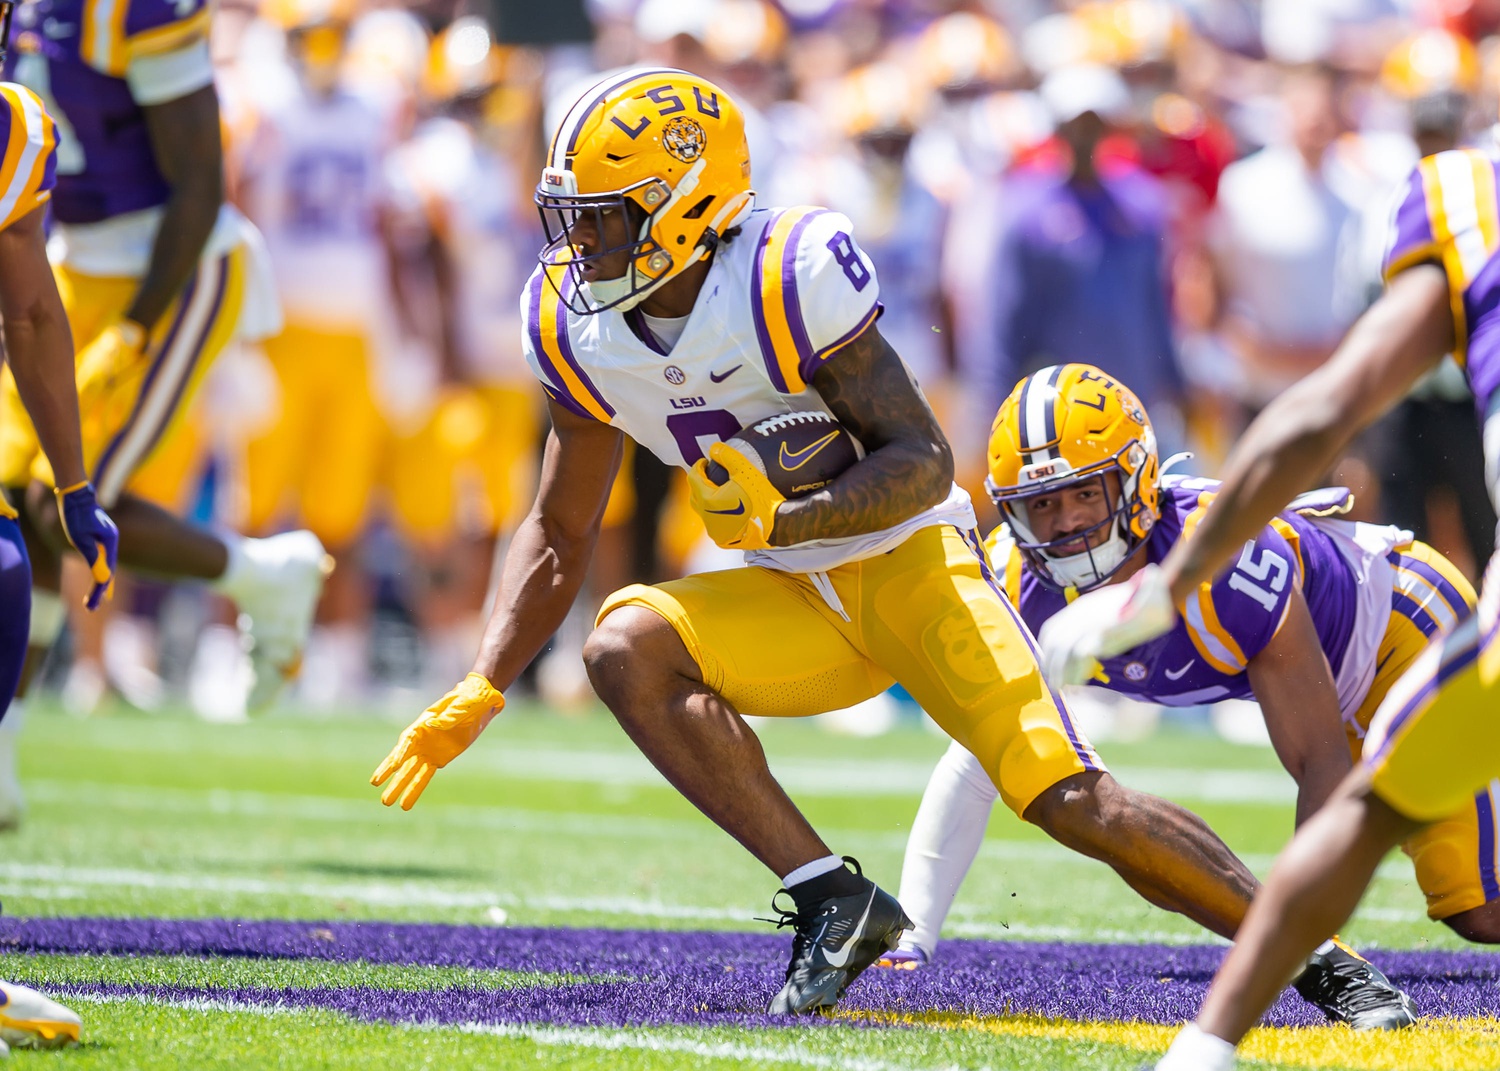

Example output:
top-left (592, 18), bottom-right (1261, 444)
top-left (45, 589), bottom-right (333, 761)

top-left (664, 365), bottom-right (686, 385)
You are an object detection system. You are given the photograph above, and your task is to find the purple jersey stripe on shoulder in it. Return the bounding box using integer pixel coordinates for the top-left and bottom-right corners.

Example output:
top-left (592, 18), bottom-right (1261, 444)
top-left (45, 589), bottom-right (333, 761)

top-left (1477, 790), bottom-right (1500, 902)
top-left (778, 208), bottom-right (824, 372)
top-left (751, 211), bottom-right (790, 394)
top-left (960, 527), bottom-right (1099, 773)
top-left (551, 272), bottom-right (614, 418)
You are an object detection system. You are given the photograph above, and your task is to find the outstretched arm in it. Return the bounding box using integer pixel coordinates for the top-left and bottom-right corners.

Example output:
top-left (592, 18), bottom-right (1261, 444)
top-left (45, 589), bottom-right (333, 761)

top-left (1246, 585), bottom-right (1352, 829)
top-left (772, 324), bottom-right (954, 546)
top-left (1160, 264), bottom-right (1453, 602)
top-left (374, 399), bottom-right (621, 808)
top-left (471, 401), bottom-right (624, 686)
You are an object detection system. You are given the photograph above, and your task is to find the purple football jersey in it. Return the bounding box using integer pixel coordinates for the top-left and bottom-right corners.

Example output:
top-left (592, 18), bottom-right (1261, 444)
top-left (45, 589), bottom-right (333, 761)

top-left (1383, 150), bottom-right (1500, 420)
top-left (7, 0), bottom-right (211, 224)
top-left (1009, 475), bottom-right (1359, 706)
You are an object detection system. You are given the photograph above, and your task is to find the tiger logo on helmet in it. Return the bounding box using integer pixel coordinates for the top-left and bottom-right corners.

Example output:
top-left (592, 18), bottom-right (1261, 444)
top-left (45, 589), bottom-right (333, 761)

top-left (986, 363), bottom-right (1160, 593)
top-left (536, 68), bottom-right (755, 314)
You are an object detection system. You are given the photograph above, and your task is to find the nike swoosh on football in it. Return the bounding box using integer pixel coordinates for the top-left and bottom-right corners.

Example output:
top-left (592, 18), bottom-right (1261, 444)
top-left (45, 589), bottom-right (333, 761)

top-left (1164, 660), bottom-right (1195, 680)
top-left (709, 365), bottom-right (742, 383)
top-left (706, 502), bottom-right (745, 515)
top-left (780, 431), bottom-right (841, 471)
top-left (823, 888), bottom-right (876, 968)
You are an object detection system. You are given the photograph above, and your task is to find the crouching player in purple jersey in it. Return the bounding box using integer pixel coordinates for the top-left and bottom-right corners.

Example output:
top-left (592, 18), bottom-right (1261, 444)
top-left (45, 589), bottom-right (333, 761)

top-left (367, 68), bottom-right (1370, 1018)
top-left (1039, 148), bottom-right (1500, 1069)
top-left (0, 10), bottom-right (116, 1045)
top-left (885, 362), bottom-right (1500, 1026)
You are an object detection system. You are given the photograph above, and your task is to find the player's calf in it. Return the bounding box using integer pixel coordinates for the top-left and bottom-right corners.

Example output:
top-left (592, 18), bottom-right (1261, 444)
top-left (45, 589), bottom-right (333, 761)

top-left (1442, 901), bottom-right (1500, 944)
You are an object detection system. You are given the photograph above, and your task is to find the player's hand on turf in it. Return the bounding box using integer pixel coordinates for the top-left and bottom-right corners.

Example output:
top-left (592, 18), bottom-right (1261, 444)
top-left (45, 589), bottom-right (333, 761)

top-left (54, 481), bottom-right (119, 611)
top-left (687, 441), bottom-right (785, 551)
top-left (371, 673), bottom-right (505, 809)
top-left (1038, 564), bottom-right (1177, 686)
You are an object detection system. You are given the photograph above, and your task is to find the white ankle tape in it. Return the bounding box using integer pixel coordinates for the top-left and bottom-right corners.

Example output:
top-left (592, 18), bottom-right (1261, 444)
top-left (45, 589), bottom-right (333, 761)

top-left (781, 855), bottom-right (845, 889)
top-left (29, 591), bottom-right (64, 645)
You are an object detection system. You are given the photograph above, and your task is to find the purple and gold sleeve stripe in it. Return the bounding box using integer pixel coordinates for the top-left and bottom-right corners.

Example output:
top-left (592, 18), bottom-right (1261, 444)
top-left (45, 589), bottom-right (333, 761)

top-left (128, 5), bottom-right (212, 58)
top-left (1182, 581), bottom-right (1248, 675)
top-left (0, 85), bottom-right (57, 233)
top-left (1383, 170), bottom-right (1440, 281)
top-left (526, 268), bottom-right (613, 424)
top-left (1412, 151), bottom-right (1500, 366)
top-left (751, 207), bottom-right (824, 395)
top-left (83, 0), bottom-right (210, 74)
top-left (805, 301), bottom-right (883, 379)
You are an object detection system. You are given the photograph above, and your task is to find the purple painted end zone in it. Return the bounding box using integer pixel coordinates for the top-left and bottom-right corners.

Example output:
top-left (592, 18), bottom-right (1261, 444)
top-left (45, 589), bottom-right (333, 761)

top-left (8, 918), bottom-right (1500, 1030)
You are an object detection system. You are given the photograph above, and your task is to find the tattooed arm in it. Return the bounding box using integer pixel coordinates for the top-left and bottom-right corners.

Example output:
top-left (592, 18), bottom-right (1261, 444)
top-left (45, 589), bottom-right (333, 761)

top-left (772, 324), bottom-right (954, 546)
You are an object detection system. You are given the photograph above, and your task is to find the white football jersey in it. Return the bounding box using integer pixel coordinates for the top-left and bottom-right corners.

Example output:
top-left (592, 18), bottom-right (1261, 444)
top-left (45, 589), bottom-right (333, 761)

top-left (521, 205), bottom-right (975, 573)
top-left (238, 85), bottom-right (394, 330)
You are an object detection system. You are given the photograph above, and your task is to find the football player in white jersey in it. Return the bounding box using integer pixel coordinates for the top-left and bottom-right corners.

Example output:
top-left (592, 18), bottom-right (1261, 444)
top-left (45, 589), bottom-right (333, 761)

top-left (371, 68), bottom-right (1289, 1015)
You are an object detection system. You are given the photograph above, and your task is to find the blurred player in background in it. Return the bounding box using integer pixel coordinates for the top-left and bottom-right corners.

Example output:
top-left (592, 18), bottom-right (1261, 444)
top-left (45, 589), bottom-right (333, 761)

top-left (1044, 141), bottom-right (1500, 1070)
top-left (382, 17), bottom-right (545, 687)
top-left (0, 0), bottom-right (329, 807)
top-left (234, 0), bottom-right (395, 706)
top-left (0, 24), bottom-right (117, 1041)
top-left (883, 364), bottom-right (1500, 1023)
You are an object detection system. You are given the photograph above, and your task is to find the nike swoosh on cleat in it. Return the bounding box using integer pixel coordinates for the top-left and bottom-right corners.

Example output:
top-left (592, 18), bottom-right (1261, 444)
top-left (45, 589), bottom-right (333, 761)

top-left (780, 431), bottom-right (841, 472)
top-left (1164, 660), bottom-right (1195, 680)
top-left (709, 365), bottom-right (743, 383)
top-left (822, 890), bottom-right (876, 968)
top-left (707, 502), bottom-right (745, 515)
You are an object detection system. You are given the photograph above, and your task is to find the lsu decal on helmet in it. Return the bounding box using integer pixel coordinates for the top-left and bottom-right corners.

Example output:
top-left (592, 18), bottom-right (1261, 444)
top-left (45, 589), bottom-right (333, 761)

top-left (986, 364), bottom-right (1160, 593)
top-left (536, 68), bottom-right (755, 314)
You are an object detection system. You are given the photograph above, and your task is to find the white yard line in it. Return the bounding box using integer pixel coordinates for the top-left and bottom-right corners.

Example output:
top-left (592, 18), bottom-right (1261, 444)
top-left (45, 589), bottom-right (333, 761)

top-left (456, 1021), bottom-right (953, 1071)
top-left (65, 990), bottom-right (948, 1071)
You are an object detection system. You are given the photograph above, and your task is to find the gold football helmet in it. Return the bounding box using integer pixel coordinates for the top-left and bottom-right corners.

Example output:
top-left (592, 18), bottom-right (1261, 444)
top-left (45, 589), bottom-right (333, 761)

top-left (986, 363), bottom-right (1160, 592)
top-left (536, 67), bottom-right (755, 314)
top-left (1382, 28), bottom-right (1479, 100)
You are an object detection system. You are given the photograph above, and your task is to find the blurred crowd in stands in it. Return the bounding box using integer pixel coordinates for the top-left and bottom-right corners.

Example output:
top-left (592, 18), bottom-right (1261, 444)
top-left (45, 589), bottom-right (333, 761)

top-left (43, 0), bottom-right (1500, 722)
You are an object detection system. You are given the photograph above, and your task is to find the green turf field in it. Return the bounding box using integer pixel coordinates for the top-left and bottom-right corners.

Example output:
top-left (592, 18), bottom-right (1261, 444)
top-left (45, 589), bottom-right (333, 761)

top-left (0, 700), bottom-right (1492, 1070)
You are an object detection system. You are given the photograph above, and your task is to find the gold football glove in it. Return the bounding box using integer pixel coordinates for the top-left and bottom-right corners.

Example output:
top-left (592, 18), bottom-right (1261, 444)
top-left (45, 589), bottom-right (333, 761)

top-left (686, 441), bottom-right (785, 551)
top-left (371, 673), bottom-right (505, 810)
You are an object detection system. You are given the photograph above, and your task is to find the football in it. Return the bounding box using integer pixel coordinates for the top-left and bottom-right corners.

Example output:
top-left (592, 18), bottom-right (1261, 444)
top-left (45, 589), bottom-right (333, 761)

top-left (705, 410), bottom-right (862, 498)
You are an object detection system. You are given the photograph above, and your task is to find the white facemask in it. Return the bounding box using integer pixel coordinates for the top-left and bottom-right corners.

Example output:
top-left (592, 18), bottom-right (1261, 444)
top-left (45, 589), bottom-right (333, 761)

top-left (1042, 527), bottom-right (1130, 591)
top-left (580, 273), bottom-right (641, 310)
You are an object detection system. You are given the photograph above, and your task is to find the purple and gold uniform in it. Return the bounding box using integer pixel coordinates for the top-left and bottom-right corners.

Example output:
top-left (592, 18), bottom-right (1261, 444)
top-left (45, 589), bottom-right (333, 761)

top-left (990, 473), bottom-right (1487, 918)
top-left (1354, 149), bottom-right (1500, 828)
top-left (0, 0), bottom-right (254, 506)
top-left (0, 82), bottom-right (53, 709)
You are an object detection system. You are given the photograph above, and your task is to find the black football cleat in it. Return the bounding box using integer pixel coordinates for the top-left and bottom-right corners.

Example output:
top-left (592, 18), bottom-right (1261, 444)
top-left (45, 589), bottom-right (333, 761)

top-left (764, 858), bottom-right (911, 1015)
top-left (1292, 939), bottom-right (1417, 1030)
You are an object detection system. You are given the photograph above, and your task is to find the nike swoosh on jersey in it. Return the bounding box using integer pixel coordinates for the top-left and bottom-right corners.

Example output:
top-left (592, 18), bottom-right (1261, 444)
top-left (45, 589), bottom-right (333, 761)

top-left (822, 888), bottom-right (876, 968)
top-left (710, 364), bottom-right (743, 383)
top-left (780, 431), bottom-right (841, 472)
top-left (707, 502), bottom-right (746, 515)
top-left (1164, 660), bottom-right (1195, 680)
